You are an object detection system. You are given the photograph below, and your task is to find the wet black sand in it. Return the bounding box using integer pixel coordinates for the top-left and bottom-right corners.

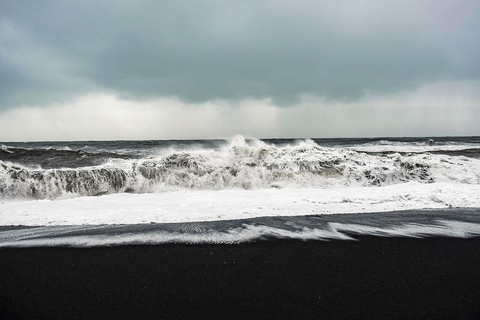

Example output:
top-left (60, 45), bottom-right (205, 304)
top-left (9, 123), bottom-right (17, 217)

top-left (1, 236), bottom-right (480, 320)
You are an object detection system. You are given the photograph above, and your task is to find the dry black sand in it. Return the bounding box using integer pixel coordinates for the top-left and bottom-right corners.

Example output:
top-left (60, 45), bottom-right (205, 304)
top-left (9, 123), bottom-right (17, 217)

top-left (1, 236), bottom-right (480, 320)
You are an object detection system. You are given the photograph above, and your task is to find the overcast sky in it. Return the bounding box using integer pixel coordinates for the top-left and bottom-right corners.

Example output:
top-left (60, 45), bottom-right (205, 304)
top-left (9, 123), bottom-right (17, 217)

top-left (1, 0), bottom-right (479, 141)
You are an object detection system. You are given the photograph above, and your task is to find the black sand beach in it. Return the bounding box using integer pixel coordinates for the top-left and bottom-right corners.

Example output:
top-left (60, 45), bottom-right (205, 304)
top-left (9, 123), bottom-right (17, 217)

top-left (1, 236), bottom-right (480, 320)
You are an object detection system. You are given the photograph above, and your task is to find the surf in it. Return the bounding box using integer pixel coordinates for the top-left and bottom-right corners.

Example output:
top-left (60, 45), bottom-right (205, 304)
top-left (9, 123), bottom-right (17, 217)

top-left (1, 136), bottom-right (479, 200)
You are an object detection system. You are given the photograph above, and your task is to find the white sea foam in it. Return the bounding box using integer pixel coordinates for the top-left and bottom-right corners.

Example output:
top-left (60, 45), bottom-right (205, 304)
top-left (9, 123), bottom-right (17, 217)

top-left (1, 182), bottom-right (480, 226)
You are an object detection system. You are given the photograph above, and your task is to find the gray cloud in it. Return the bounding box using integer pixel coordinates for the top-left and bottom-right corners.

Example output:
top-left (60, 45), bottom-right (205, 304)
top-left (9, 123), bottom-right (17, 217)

top-left (1, 0), bottom-right (479, 110)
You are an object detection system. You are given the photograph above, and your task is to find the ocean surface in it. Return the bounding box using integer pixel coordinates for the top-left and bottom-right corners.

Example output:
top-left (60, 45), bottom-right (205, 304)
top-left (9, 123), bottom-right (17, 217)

top-left (1, 135), bottom-right (480, 247)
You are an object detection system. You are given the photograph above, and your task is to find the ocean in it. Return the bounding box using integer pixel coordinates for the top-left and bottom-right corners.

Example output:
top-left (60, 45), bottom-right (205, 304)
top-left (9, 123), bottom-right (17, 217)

top-left (1, 135), bottom-right (480, 246)
top-left (1, 136), bottom-right (480, 319)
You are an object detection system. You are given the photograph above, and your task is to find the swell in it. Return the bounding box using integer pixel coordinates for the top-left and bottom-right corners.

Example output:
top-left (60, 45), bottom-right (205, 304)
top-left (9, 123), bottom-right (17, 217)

top-left (430, 148), bottom-right (480, 159)
top-left (0, 147), bottom-right (134, 169)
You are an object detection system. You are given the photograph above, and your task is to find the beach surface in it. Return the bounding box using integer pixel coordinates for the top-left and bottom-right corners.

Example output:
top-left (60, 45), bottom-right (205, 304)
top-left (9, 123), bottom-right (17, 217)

top-left (1, 235), bottom-right (480, 320)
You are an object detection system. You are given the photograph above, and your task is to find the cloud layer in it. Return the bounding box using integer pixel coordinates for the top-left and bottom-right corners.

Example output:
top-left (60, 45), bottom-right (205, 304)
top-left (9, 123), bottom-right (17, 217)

top-left (2, 0), bottom-right (479, 107)
top-left (1, 0), bottom-right (479, 139)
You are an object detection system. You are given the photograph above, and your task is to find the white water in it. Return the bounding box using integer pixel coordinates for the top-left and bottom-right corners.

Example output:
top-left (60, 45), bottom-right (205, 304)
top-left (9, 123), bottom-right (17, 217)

top-left (1, 137), bottom-right (480, 227)
top-left (2, 181), bottom-right (480, 226)
top-left (2, 136), bottom-right (480, 200)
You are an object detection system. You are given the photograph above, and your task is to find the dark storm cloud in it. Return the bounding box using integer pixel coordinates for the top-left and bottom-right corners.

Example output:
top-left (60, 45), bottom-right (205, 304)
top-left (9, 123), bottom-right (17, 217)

top-left (0, 0), bottom-right (479, 110)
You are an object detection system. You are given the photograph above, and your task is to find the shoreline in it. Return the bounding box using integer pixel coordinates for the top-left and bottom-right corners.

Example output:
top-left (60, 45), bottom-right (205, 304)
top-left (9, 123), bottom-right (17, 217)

top-left (1, 236), bottom-right (480, 319)
top-left (2, 208), bottom-right (480, 247)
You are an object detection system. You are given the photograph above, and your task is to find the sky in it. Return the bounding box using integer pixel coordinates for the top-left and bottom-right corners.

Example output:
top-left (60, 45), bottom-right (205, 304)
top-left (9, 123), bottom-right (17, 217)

top-left (0, 0), bottom-right (479, 141)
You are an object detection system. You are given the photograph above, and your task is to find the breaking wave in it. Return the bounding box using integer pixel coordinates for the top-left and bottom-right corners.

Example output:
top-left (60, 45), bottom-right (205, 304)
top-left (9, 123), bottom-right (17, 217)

top-left (1, 136), bottom-right (479, 200)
